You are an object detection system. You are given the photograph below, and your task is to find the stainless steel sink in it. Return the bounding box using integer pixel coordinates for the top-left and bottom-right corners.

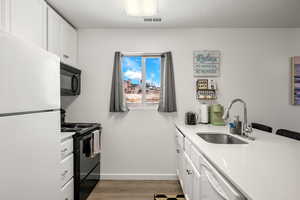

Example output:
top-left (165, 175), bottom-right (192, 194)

top-left (197, 133), bottom-right (248, 144)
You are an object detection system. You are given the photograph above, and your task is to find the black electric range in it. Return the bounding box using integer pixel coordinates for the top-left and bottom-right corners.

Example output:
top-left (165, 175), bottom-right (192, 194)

top-left (61, 122), bottom-right (102, 200)
top-left (61, 122), bottom-right (101, 135)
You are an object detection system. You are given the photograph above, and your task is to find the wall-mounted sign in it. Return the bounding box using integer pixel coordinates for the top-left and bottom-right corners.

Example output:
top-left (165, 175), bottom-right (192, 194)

top-left (292, 56), bottom-right (300, 105)
top-left (193, 50), bottom-right (221, 77)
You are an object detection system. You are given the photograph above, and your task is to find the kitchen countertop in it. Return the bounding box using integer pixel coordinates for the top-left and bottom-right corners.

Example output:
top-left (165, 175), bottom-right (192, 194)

top-left (175, 122), bottom-right (300, 200)
top-left (60, 131), bottom-right (76, 141)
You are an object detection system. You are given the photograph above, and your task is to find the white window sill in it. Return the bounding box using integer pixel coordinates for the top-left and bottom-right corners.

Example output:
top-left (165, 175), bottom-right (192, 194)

top-left (127, 103), bottom-right (159, 111)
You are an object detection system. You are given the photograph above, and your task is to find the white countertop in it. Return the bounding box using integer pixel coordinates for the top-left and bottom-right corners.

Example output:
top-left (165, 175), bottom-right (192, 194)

top-left (60, 131), bottom-right (75, 141)
top-left (175, 122), bottom-right (300, 200)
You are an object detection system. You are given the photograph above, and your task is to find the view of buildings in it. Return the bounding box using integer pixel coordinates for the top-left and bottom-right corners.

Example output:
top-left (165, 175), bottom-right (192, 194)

top-left (123, 80), bottom-right (160, 103)
top-left (122, 56), bottom-right (161, 104)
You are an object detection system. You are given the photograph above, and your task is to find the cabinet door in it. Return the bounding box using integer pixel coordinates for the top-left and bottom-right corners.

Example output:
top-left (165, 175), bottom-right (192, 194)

top-left (47, 6), bottom-right (62, 57)
top-left (61, 20), bottom-right (77, 66)
top-left (177, 145), bottom-right (184, 186)
top-left (191, 161), bottom-right (201, 200)
top-left (0, 0), bottom-right (9, 32)
top-left (183, 152), bottom-right (193, 200)
top-left (10, 0), bottom-right (47, 49)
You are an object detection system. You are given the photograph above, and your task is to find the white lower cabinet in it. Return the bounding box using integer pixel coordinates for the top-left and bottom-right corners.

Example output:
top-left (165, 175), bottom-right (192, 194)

top-left (61, 138), bottom-right (74, 160)
top-left (60, 154), bottom-right (74, 187)
top-left (191, 161), bottom-right (201, 200)
top-left (60, 136), bottom-right (74, 200)
top-left (176, 131), bottom-right (246, 200)
top-left (183, 152), bottom-right (193, 200)
top-left (176, 130), bottom-right (185, 187)
top-left (61, 178), bottom-right (74, 200)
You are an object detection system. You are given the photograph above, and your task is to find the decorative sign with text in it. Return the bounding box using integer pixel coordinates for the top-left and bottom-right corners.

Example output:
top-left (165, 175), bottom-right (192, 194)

top-left (292, 56), bottom-right (300, 105)
top-left (193, 50), bottom-right (221, 77)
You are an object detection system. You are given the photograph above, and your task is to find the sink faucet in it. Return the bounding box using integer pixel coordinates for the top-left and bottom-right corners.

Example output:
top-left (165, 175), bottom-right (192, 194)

top-left (223, 98), bottom-right (253, 138)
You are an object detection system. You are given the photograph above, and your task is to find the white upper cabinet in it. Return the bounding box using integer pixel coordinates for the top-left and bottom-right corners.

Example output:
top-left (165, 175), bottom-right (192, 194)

top-left (47, 6), bottom-right (77, 66)
top-left (0, 0), bottom-right (10, 32)
top-left (47, 6), bottom-right (62, 57)
top-left (61, 19), bottom-right (77, 66)
top-left (10, 0), bottom-right (47, 49)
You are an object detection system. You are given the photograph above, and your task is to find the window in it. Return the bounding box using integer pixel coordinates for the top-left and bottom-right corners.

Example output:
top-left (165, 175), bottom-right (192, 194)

top-left (122, 55), bottom-right (161, 107)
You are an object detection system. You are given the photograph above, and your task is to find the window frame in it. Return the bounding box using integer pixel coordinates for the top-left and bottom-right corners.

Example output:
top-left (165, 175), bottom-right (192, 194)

top-left (122, 55), bottom-right (161, 109)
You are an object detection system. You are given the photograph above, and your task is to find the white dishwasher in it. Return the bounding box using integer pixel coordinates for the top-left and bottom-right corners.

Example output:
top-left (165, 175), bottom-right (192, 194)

top-left (199, 156), bottom-right (246, 200)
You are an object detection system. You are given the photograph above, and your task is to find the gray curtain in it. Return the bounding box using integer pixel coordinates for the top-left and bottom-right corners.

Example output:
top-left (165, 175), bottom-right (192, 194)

top-left (158, 52), bottom-right (177, 112)
top-left (109, 52), bottom-right (129, 112)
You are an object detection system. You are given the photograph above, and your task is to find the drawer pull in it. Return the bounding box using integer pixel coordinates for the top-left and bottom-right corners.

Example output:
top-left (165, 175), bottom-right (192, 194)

top-left (186, 169), bottom-right (193, 175)
top-left (61, 148), bottom-right (68, 153)
top-left (63, 54), bottom-right (69, 59)
top-left (61, 170), bottom-right (68, 176)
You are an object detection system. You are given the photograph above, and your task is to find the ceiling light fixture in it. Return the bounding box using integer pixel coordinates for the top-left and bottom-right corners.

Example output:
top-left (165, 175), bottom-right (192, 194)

top-left (125, 0), bottom-right (158, 17)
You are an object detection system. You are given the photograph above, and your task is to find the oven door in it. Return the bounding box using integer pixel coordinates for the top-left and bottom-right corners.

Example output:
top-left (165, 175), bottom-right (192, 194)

top-left (79, 134), bottom-right (100, 182)
top-left (61, 63), bottom-right (81, 96)
top-left (79, 162), bottom-right (100, 200)
top-left (74, 132), bottom-right (100, 200)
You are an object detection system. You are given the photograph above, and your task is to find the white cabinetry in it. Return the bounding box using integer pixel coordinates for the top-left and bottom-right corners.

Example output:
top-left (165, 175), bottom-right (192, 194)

top-left (175, 129), bottom-right (185, 186)
top-left (61, 19), bottom-right (77, 66)
top-left (175, 128), bottom-right (246, 200)
top-left (191, 161), bottom-right (201, 200)
top-left (47, 6), bottom-right (77, 66)
top-left (0, 0), bottom-right (10, 32)
top-left (10, 0), bottom-right (47, 49)
top-left (60, 135), bottom-right (74, 200)
top-left (183, 152), bottom-right (193, 200)
top-left (61, 178), bottom-right (74, 200)
top-left (47, 6), bottom-right (61, 57)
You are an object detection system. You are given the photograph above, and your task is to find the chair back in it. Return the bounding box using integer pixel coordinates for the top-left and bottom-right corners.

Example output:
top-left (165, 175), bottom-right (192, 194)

top-left (251, 123), bottom-right (273, 133)
top-left (276, 129), bottom-right (300, 141)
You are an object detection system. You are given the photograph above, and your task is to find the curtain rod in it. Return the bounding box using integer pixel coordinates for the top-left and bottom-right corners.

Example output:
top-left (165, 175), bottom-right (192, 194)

top-left (121, 52), bottom-right (165, 57)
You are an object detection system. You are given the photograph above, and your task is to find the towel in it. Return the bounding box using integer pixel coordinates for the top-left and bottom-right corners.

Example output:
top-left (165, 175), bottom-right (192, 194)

top-left (92, 130), bottom-right (101, 156)
top-left (83, 137), bottom-right (92, 157)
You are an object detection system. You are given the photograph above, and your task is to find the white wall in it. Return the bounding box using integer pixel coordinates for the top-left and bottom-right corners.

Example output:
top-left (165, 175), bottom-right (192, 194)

top-left (63, 28), bottom-right (300, 180)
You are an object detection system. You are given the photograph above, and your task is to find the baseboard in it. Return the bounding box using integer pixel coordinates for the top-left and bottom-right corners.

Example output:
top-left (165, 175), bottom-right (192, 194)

top-left (101, 173), bottom-right (178, 180)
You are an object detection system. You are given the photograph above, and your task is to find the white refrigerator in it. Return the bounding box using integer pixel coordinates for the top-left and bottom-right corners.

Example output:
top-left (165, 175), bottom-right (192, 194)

top-left (0, 32), bottom-right (61, 200)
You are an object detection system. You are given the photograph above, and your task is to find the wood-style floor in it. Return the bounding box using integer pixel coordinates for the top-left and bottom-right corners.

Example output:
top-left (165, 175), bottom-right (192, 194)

top-left (87, 180), bottom-right (183, 200)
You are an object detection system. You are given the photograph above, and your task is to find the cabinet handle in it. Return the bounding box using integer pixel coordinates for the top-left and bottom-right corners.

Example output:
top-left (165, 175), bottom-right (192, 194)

top-left (63, 54), bottom-right (69, 59)
top-left (61, 170), bottom-right (68, 176)
top-left (176, 149), bottom-right (180, 153)
top-left (61, 148), bottom-right (68, 153)
top-left (186, 169), bottom-right (193, 175)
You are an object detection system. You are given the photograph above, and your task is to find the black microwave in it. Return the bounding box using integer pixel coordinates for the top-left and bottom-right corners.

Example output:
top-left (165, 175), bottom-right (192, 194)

top-left (61, 63), bottom-right (81, 96)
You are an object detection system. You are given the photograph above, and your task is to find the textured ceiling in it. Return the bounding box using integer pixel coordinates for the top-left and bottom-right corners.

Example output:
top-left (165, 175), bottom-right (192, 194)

top-left (47, 0), bottom-right (300, 28)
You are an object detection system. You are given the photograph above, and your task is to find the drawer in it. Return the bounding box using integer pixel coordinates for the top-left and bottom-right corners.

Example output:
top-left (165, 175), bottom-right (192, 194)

top-left (61, 139), bottom-right (73, 160)
top-left (175, 129), bottom-right (184, 149)
top-left (184, 138), bottom-right (191, 157)
top-left (60, 178), bottom-right (74, 200)
top-left (60, 154), bottom-right (74, 187)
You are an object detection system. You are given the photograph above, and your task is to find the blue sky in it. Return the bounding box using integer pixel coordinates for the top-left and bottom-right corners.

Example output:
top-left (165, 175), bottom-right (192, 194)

top-left (122, 56), bottom-right (161, 87)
